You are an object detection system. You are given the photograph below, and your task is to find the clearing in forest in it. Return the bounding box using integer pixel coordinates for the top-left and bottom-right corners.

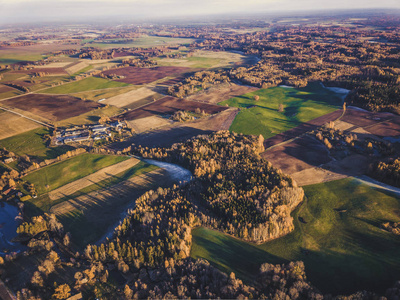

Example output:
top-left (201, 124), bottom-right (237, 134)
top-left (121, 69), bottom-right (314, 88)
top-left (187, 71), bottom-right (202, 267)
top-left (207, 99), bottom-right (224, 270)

top-left (191, 178), bottom-right (400, 295)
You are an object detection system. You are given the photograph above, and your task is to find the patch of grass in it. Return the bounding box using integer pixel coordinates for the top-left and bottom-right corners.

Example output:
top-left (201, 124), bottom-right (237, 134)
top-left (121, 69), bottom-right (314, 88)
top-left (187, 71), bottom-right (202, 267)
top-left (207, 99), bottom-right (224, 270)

top-left (0, 89), bottom-right (24, 99)
top-left (72, 64), bottom-right (93, 76)
top-left (0, 127), bottom-right (73, 161)
top-left (22, 153), bottom-right (128, 195)
top-left (40, 77), bottom-right (129, 94)
top-left (218, 82), bottom-right (342, 139)
top-left (191, 178), bottom-right (400, 295)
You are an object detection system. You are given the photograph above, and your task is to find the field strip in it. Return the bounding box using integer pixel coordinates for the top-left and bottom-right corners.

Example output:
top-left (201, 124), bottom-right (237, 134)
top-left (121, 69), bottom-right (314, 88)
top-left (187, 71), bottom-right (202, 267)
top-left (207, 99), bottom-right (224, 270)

top-left (103, 86), bottom-right (157, 107)
top-left (0, 106), bottom-right (53, 128)
top-left (50, 169), bottom-right (165, 215)
top-left (49, 158), bottom-right (139, 200)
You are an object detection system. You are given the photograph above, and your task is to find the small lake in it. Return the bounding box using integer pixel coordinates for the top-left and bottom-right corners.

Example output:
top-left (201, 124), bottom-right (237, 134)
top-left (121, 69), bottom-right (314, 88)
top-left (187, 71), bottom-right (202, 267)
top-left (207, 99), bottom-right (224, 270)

top-left (0, 202), bottom-right (25, 254)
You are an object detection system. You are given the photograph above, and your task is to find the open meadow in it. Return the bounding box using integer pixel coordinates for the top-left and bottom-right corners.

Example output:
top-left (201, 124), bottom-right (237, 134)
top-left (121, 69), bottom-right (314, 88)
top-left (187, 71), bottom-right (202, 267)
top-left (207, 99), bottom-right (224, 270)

top-left (218, 82), bottom-right (342, 139)
top-left (22, 153), bottom-right (128, 195)
top-left (0, 127), bottom-right (73, 162)
top-left (191, 178), bottom-right (400, 295)
top-left (40, 76), bottom-right (129, 94)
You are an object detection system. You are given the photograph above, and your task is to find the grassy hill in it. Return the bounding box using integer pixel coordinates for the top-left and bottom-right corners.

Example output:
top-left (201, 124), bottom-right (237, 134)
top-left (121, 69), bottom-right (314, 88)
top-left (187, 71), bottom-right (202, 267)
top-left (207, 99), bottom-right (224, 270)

top-left (191, 178), bottom-right (400, 295)
top-left (218, 82), bottom-right (342, 139)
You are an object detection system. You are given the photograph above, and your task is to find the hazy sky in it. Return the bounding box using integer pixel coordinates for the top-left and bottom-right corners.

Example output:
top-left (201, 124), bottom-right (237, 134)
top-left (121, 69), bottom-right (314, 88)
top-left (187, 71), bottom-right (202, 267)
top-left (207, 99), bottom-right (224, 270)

top-left (1, 0), bottom-right (399, 24)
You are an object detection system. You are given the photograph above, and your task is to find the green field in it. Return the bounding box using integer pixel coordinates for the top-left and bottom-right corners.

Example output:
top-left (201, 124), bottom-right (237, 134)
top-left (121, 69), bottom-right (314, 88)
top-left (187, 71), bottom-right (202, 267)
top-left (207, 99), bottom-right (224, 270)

top-left (40, 76), bottom-right (129, 94)
top-left (89, 36), bottom-right (197, 49)
top-left (191, 178), bottom-right (400, 295)
top-left (218, 82), bottom-right (342, 139)
top-left (71, 85), bottom-right (138, 102)
top-left (0, 127), bottom-right (73, 161)
top-left (22, 153), bottom-right (128, 195)
top-left (0, 54), bottom-right (44, 65)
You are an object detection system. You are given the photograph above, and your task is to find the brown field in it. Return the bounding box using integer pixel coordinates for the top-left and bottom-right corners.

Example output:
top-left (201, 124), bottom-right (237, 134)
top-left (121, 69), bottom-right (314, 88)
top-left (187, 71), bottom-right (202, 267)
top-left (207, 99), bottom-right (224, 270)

top-left (51, 168), bottom-right (173, 245)
top-left (264, 109), bottom-right (343, 149)
top-left (262, 135), bottom-right (331, 175)
top-left (0, 110), bottom-right (41, 140)
top-left (49, 158), bottom-right (140, 200)
top-left (2, 79), bottom-right (34, 88)
top-left (103, 86), bottom-right (157, 107)
top-left (3, 93), bottom-right (101, 122)
top-left (101, 66), bottom-right (193, 85)
top-left (115, 96), bottom-right (228, 121)
top-left (12, 67), bottom-right (68, 76)
top-left (0, 84), bottom-right (14, 93)
top-left (185, 83), bottom-right (259, 104)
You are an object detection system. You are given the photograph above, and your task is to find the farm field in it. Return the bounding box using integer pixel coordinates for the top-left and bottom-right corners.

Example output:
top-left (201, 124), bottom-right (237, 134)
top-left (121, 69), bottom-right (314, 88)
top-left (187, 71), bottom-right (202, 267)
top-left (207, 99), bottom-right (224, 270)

top-left (56, 105), bottom-right (123, 126)
top-left (53, 166), bottom-right (168, 248)
top-left (71, 85), bottom-right (138, 102)
top-left (2, 93), bottom-right (102, 122)
top-left (185, 83), bottom-right (259, 104)
top-left (191, 178), bottom-right (400, 295)
top-left (0, 110), bottom-right (41, 140)
top-left (22, 153), bottom-right (128, 195)
top-left (89, 35), bottom-right (197, 48)
top-left (102, 86), bottom-right (158, 108)
top-left (218, 82), bottom-right (343, 139)
top-left (156, 50), bottom-right (253, 69)
top-left (0, 127), bottom-right (73, 161)
top-left (127, 115), bottom-right (172, 133)
top-left (40, 76), bottom-right (129, 94)
top-left (101, 66), bottom-right (193, 85)
top-left (48, 158), bottom-right (140, 200)
top-left (116, 96), bottom-right (228, 121)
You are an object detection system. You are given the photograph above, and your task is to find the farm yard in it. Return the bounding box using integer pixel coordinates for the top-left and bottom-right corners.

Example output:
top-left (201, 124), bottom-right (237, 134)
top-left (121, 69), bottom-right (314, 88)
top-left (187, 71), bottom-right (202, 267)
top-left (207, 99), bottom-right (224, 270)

top-left (2, 93), bottom-right (102, 122)
top-left (191, 178), bottom-right (400, 295)
top-left (100, 66), bottom-right (194, 85)
top-left (219, 82), bottom-right (343, 139)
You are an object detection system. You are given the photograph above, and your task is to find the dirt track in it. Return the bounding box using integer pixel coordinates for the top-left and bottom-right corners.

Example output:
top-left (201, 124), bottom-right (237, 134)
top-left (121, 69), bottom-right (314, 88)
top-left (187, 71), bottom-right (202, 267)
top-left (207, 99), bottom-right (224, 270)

top-left (49, 158), bottom-right (139, 200)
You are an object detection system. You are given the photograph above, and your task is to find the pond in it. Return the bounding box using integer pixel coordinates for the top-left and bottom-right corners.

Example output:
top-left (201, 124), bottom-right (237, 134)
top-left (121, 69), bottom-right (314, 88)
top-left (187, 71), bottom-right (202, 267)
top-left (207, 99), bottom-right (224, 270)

top-left (0, 202), bottom-right (25, 254)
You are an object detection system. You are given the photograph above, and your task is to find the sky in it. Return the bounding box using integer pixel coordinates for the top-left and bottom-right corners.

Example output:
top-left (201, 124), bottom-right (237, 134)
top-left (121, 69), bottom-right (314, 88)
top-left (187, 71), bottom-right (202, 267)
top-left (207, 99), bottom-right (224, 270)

top-left (0, 0), bottom-right (399, 24)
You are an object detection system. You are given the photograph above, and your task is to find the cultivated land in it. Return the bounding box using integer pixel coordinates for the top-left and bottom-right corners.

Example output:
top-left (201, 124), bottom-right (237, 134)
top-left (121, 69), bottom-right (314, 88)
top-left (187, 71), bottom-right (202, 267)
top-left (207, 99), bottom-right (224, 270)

top-left (191, 178), bottom-right (400, 295)
top-left (101, 66), bottom-right (194, 85)
top-left (219, 82), bottom-right (343, 139)
top-left (71, 85), bottom-right (138, 102)
top-left (115, 96), bottom-right (228, 121)
top-left (2, 93), bottom-right (102, 122)
top-left (156, 50), bottom-right (253, 69)
top-left (103, 86), bottom-right (158, 107)
top-left (48, 158), bottom-right (140, 200)
top-left (40, 76), bottom-right (129, 94)
top-left (88, 35), bottom-right (197, 48)
top-left (22, 153), bottom-right (128, 195)
top-left (56, 105), bottom-right (123, 126)
top-left (185, 83), bottom-right (259, 104)
top-left (0, 110), bottom-right (41, 140)
top-left (53, 166), bottom-right (169, 247)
